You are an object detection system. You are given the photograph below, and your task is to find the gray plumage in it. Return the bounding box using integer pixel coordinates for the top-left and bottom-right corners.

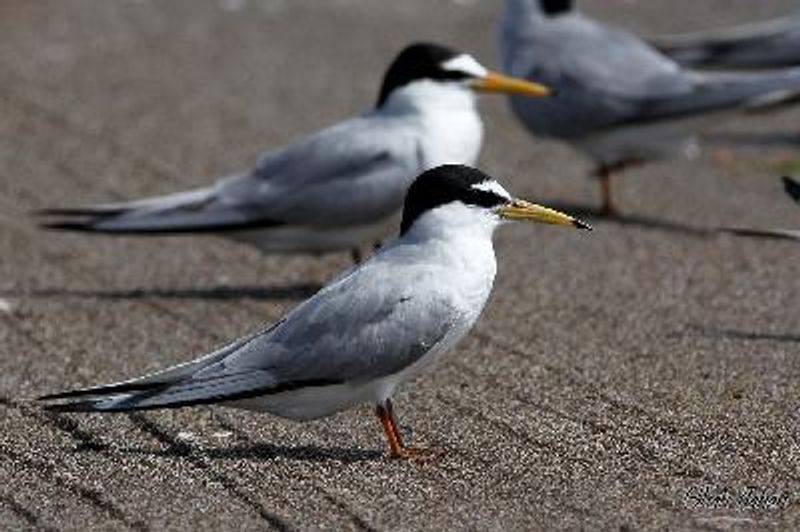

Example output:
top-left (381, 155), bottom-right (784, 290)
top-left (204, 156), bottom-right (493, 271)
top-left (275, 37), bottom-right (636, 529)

top-left (655, 11), bottom-right (800, 69)
top-left (501, 0), bottom-right (800, 162)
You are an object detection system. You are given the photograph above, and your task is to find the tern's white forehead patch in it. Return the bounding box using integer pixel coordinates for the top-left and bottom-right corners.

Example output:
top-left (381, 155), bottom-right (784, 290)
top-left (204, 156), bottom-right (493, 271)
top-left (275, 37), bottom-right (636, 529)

top-left (472, 180), bottom-right (511, 200)
top-left (441, 54), bottom-right (488, 78)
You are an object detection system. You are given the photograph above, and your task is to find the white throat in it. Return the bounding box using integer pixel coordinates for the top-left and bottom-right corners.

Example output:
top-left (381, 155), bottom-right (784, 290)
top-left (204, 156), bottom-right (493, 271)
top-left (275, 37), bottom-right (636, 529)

top-left (379, 81), bottom-right (483, 168)
top-left (380, 80), bottom-right (478, 115)
top-left (403, 202), bottom-right (500, 247)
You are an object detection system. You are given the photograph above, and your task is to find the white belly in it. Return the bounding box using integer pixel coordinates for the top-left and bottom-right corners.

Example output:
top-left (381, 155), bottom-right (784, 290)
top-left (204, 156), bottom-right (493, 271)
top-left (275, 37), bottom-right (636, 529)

top-left (576, 121), bottom-right (701, 167)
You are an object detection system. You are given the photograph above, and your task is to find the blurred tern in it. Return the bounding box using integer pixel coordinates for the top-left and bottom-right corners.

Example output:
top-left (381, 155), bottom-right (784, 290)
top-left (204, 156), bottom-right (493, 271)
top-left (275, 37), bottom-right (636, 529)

top-left (500, 0), bottom-right (800, 215)
top-left (38, 43), bottom-right (551, 263)
top-left (722, 176), bottom-right (800, 241)
top-left (655, 11), bottom-right (800, 69)
top-left (40, 164), bottom-right (590, 460)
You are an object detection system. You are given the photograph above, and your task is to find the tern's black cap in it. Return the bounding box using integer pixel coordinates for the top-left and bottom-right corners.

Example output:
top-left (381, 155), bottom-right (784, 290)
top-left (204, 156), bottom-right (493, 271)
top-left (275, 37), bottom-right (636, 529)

top-left (400, 165), bottom-right (509, 235)
top-left (377, 43), bottom-right (472, 107)
top-left (540, 0), bottom-right (573, 15)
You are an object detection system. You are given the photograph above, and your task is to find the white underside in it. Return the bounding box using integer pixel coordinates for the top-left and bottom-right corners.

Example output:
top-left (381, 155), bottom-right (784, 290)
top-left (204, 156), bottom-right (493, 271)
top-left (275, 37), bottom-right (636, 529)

top-left (229, 344), bottom-right (449, 421)
top-left (225, 214), bottom-right (400, 254)
top-left (575, 120), bottom-right (701, 167)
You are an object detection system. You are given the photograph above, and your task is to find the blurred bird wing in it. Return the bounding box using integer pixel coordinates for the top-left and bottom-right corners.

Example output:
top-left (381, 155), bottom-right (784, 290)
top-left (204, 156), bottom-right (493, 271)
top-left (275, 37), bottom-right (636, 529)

top-left (217, 116), bottom-right (419, 226)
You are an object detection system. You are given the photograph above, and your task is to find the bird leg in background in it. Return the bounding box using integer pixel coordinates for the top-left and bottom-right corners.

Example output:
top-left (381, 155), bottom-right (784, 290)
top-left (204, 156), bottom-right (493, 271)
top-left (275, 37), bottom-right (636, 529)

top-left (376, 399), bottom-right (440, 461)
top-left (594, 164), bottom-right (618, 217)
top-left (594, 160), bottom-right (644, 217)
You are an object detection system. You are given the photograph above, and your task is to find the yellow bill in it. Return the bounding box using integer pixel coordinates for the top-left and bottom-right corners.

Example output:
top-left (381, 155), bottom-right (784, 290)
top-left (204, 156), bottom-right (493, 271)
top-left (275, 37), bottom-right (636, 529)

top-left (498, 199), bottom-right (591, 230)
top-left (470, 72), bottom-right (552, 98)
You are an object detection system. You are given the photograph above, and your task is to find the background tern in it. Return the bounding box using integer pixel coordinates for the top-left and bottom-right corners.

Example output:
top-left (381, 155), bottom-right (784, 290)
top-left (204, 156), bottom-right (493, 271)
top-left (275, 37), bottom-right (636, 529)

top-left (500, 0), bottom-right (800, 215)
top-left (38, 43), bottom-right (550, 263)
top-left (39, 164), bottom-right (589, 460)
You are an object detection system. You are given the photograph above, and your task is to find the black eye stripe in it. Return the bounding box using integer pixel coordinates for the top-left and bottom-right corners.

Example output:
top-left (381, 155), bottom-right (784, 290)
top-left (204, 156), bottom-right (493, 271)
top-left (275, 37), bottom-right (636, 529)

top-left (377, 43), bottom-right (473, 107)
top-left (400, 165), bottom-right (508, 235)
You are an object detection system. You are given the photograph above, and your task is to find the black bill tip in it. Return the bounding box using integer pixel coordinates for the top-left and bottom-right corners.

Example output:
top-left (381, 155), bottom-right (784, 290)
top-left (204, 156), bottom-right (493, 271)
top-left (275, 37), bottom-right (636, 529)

top-left (573, 219), bottom-right (593, 231)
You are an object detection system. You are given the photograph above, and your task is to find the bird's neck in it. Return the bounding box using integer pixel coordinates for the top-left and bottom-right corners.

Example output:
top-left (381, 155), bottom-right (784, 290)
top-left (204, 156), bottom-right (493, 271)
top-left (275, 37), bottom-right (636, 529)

top-left (399, 204), bottom-right (499, 275)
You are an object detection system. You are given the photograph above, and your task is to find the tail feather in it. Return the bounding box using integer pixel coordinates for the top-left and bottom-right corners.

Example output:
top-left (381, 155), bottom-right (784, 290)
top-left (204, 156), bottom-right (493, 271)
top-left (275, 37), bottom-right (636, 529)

top-left (38, 327), bottom-right (274, 411)
top-left (35, 205), bottom-right (132, 218)
top-left (39, 220), bottom-right (107, 232)
top-left (646, 67), bottom-right (800, 121)
top-left (39, 381), bottom-right (170, 402)
top-left (36, 186), bottom-right (285, 235)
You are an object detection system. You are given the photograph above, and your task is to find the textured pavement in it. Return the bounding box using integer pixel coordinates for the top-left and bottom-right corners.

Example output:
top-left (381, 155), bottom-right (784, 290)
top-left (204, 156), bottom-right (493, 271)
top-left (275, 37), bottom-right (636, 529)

top-left (3, 0), bottom-right (800, 529)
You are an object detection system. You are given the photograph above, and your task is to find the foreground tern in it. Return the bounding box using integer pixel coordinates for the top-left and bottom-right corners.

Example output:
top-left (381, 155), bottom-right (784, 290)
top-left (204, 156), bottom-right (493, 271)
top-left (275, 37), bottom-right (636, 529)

top-left (500, 0), bottom-right (800, 215)
top-left (39, 43), bottom-right (550, 263)
top-left (655, 11), bottom-right (800, 69)
top-left (722, 176), bottom-right (800, 241)
top-left (40, 164), bottom-right (590, 459)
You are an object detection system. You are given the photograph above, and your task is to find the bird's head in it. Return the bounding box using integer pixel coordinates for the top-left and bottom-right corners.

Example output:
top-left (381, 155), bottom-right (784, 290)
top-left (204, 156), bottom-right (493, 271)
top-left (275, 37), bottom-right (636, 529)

top-left (377, 43), bottom-right (551, 109)
top-left (400, 164), bottom-right (590, 238)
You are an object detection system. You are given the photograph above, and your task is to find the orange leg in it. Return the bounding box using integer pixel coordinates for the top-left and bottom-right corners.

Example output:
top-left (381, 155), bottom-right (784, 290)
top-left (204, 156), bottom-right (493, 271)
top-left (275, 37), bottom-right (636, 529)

top-left (375, 399), bottom-right (441, 461)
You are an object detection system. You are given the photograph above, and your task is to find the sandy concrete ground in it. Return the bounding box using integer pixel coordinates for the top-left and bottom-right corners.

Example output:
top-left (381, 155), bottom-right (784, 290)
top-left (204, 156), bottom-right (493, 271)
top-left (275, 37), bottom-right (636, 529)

top-left (2, 0), bottom-right (800, 529)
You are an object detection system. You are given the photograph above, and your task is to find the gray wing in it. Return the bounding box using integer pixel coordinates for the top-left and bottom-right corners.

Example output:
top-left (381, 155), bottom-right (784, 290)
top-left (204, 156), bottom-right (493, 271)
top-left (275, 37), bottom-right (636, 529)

top-left (207, 256), bottom-right (457, 385)
top-left (46, 256), bottom-right (458, 411)
top-left (214, 115), bottom-right (420, 227)
top-left (655, 12), bottom-right (800, 69)
top-left (504, 14), bottom-right (695, 137)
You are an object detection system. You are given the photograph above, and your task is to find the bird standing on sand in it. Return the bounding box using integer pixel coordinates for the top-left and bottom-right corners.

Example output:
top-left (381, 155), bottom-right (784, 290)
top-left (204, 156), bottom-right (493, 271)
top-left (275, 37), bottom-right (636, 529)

top-left (40, 164), bottom-right (590, 460)
top-left (500, 0), bottom-right (800, 215)
top-left (39, 43), bottom-right (551, 263)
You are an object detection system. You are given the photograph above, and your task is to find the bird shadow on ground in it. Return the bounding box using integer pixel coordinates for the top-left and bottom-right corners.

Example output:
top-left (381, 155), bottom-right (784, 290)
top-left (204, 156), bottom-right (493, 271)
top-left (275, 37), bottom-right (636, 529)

top-left (72, 441), bottom-right (382, 464)
top-left (0, 284), bottom-right (322, 303)
top-left (689, 325), bottom-right (800, 344)
top-left (539, 200), bottom-right (713, 238)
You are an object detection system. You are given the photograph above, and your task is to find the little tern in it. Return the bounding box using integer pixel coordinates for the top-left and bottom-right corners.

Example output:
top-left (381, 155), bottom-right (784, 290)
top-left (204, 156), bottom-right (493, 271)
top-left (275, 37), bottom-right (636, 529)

top-left (500, 0), bottom-right (800, 215)
top-left (38, 43), bottom-right (551, 263)
top-left (40, 164), bottom-right (590, 460)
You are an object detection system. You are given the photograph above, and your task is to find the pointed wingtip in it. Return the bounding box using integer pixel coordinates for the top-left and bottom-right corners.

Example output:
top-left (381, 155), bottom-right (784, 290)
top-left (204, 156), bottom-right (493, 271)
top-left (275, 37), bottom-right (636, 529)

top-left (782, 176), bottom-right (800, 202)
top-left (38, 220), bottom-right (96, 232)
